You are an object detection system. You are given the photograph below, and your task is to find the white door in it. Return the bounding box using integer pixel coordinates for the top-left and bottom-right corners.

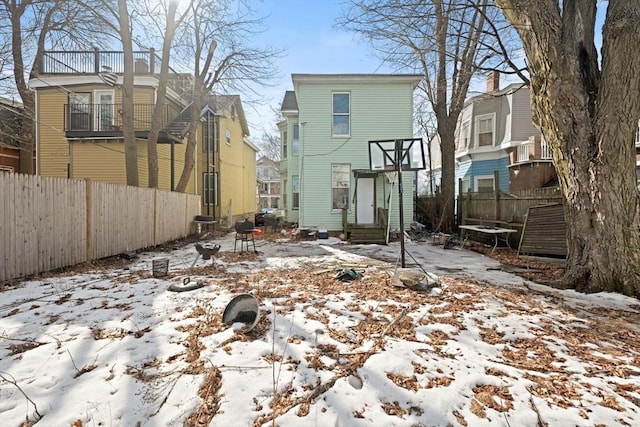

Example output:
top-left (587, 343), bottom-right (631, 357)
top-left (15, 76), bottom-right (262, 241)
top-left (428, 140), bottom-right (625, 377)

top-left (356, 178), bottom-right (375, 224)
top-left (94, 90), bottom-right (114, 131)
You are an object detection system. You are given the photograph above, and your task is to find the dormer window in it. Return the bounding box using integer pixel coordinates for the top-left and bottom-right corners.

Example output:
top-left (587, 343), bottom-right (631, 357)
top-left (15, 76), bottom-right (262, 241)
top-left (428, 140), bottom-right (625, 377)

top-left (475, 113), bottom-right (495, 147)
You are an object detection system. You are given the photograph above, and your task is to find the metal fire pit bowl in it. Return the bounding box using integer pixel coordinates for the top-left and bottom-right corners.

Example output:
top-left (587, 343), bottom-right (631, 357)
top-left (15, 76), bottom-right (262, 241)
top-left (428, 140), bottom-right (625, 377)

top-left (222, 294), bottom-right (260, 332)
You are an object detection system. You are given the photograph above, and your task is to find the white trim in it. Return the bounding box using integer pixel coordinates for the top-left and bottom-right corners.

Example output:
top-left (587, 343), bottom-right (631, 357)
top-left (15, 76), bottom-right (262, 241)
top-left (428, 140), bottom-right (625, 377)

top-left (474, 175), bottom-right (495, 192)
top-left (93, 89), bottom-right (115, 131)
top-left (475, 112), bottom-right (496, 148)
top-left (332, 92), bottom-right (350, 138)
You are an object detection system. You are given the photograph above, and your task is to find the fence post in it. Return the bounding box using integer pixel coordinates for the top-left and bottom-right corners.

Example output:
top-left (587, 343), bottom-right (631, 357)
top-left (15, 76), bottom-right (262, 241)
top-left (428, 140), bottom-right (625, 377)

top-left (85, 178), bottom-right (92, 262)
top-left (494, 170), bottom-right (500, 221)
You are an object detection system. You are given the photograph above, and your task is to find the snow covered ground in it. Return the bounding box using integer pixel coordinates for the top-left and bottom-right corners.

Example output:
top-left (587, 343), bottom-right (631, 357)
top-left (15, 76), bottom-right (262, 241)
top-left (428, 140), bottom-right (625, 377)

top-left (1, 233), bottom-right (639, 426)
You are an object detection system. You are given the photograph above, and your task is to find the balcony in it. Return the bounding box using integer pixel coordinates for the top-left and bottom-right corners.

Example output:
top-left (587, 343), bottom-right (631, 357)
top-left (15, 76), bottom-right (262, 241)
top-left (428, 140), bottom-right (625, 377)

top-left (64, 103), bottom-right (185, 143)
top-left (39, 49), bottom-right (192, 100)
top-left (514, 139), bottom-right (553, 164)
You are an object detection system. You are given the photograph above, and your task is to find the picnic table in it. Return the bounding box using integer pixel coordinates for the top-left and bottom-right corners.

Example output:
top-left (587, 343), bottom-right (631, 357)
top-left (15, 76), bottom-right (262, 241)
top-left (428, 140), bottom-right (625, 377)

top-left (459, 225), bottom-right (517, 253)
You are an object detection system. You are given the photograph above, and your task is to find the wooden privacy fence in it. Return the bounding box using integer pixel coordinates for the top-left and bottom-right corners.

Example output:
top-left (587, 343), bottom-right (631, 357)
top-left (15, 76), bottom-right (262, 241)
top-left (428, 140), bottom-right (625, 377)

top-left (1, 174), bottom-right (201, 282)
top-left (459, 187), bottom-right (564, 225)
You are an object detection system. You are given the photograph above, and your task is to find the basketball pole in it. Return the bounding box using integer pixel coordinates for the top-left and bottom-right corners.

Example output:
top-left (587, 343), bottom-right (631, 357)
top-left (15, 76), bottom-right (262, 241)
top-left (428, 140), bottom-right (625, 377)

top-left (396, 139), bottom-right (406, 268)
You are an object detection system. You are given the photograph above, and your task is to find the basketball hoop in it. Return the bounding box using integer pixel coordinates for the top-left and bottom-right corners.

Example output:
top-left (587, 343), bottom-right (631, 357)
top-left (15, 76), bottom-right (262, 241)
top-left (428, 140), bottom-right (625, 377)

top-left (385, 171), bottom-right (398, 184)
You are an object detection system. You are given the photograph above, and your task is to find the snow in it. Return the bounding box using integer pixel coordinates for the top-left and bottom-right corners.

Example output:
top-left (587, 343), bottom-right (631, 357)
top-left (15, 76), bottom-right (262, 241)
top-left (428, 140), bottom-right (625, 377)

top-left (1, 233), bottom-right (639, 426)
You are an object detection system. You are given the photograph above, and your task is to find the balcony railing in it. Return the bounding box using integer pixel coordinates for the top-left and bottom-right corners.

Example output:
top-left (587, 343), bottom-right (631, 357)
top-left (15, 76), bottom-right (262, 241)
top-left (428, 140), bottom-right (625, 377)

top-left (39, 49), bottom-right (193, 101)
top-left (40, 49), bottom-right (167, 75)
top-left (516, 140), bottom-right (553, 163)
top-left (64, 103), bottom-right (170, 133)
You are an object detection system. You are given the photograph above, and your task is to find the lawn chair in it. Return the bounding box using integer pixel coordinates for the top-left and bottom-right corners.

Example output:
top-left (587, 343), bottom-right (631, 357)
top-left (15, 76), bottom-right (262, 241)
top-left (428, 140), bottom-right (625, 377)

top-left (234, 220), bottom-right (256, 253)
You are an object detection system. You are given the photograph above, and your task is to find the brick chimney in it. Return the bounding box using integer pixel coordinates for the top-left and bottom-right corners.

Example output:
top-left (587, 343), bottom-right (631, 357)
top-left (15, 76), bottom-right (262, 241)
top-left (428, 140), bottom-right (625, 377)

top-left (486, 71), bottom-right (500, 92)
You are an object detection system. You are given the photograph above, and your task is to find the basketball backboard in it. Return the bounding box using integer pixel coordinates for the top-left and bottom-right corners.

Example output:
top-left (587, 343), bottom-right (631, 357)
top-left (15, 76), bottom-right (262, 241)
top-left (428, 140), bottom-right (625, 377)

top-left (368, 138), bottom-right (426, 172)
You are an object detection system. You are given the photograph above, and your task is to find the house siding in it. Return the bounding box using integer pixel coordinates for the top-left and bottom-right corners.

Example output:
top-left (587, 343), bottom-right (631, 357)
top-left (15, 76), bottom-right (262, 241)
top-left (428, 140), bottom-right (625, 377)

top-left (468, 157), bottom-right (510, 191)
top-left (292, 80), bottom-right (416, 231)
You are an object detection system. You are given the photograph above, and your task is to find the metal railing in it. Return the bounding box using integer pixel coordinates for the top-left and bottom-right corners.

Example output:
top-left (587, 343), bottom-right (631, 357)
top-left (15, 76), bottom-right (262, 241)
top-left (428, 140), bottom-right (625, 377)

top-left (64, 103), bottom-right (170, 132)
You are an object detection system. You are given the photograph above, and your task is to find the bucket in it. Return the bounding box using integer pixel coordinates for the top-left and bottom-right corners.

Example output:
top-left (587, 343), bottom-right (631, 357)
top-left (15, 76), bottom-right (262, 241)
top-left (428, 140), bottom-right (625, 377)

top-left (222, 294), bottom-right (260, 332)
top-left (152, 258), bottom-right (169, 278)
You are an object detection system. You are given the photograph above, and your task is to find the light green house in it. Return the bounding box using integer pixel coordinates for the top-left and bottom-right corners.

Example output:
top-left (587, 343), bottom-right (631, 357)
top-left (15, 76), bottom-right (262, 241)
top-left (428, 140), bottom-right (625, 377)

top-left (279, 74), bottom-right (422, 242)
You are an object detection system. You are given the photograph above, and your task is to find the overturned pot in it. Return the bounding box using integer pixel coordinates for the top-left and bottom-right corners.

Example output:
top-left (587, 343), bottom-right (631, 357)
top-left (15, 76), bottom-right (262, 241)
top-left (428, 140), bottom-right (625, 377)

top-left (222, 294), bottom-right (260, 332)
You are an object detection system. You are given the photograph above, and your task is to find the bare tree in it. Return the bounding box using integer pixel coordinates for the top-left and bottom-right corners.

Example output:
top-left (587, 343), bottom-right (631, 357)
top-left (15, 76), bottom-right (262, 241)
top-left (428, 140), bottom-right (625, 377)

top-left (495, 0), bottom-right (640, 295)
top-left (138, 0), bottom-right (191, 188)
top-left (0, 0), bottom-right (100, 174)
top-left (259, 130), bottom-right (281, 162)
top-left (340, 0), bottom-right (523, 232)
top-left (173, 0), bottom-right (281, 192)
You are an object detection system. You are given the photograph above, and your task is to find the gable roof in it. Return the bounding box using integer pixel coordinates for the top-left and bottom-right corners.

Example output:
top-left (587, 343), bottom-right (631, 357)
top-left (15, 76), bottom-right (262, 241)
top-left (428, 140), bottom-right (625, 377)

top-left (203, 94), bottom-right (250, 136)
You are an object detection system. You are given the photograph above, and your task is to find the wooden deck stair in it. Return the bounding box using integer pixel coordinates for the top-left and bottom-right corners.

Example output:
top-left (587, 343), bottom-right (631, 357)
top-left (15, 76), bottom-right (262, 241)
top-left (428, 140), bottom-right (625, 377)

top-left (344, 207), bottom-right (388, 245)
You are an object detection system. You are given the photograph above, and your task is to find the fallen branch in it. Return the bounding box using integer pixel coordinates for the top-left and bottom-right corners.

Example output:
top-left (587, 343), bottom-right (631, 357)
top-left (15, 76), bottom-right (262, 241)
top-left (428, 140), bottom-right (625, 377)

top-left (0, 371), bottom-right (42, 422)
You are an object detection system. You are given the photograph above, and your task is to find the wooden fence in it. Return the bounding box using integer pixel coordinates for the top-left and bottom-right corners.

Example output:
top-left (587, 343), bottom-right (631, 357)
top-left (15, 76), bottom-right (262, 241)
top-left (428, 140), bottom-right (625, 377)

top-left (1, 174), bottom-right (201, 282)
top-left (416, 187), bottom-right (564, 241)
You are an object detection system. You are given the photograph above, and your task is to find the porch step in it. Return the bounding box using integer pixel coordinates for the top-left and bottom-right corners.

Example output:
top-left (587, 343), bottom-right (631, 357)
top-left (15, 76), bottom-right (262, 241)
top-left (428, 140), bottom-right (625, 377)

top-left (349, 226), bottom-right (387, 245)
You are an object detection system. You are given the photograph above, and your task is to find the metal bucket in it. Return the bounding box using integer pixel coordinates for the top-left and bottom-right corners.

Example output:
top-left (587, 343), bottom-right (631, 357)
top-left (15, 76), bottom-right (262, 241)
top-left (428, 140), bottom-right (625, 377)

top-left (222, 294), bottom-right (260, 332)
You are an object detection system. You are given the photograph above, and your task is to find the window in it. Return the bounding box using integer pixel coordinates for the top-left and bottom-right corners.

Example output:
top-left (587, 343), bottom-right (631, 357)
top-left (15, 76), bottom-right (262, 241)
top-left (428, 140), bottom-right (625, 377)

top-left (202, 112), bottom-right (214, 153)
top-left (283, 179), bottom-right (288, 208)
top-left (476, 114), bottom-right (495, 147)
top-left (68, 93), bottom-right (91, 131)
top-left (282, 130), bottom-right (288, 159)
top-left (292, 175), bottom-right (300, 209)
top-left (460, 121), bottom-right (470, 148)
top-left (225, 129), bottom-right (231, 145)
top-left (292, 124), bottom-right (300, 156)
top-left (203, 172), bottom-right (217, 205)
top-left (231, 104), bottom-right (236, 121)
top-left (636, 120), bottom-right (640, 146)
top-left (331, 164), bottom-right (350, 210)
top-left (460, 178), bottom-right (470, 194)
top-left (332, 93), bottom-right (350, 137)
top-left (475, 176), bottom-right (495, 193)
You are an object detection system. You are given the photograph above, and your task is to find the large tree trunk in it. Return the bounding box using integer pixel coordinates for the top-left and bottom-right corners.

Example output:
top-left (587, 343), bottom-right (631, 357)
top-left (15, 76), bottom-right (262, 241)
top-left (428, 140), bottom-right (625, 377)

top-left (174, 78), bottom-right (204, 193)
top-left (437, 122), bottom-right (456, 232)
top-left (118, 0), bottom-right (138, 187)
top-left (496, 0), bottom-right (640, 296)
top-left (146, 3), bottom-right (178, 189)
top-left (9, 1), bottom-right (34, 174)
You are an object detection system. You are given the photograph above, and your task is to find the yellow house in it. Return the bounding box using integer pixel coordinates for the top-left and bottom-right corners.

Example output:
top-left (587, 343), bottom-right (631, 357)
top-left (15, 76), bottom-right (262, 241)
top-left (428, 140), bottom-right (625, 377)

top-left (28, 50), bottom-right (259, 225)
top-left (29, 50), bottom-right (195, 193)
top-left (200, 95), bottom-right (259, 224)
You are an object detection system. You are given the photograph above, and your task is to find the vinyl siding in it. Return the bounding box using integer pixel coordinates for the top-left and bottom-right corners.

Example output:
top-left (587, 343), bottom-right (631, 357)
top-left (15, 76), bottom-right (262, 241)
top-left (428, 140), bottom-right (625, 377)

top-left (293, 80), bottom-right (415, 230)
top-left (37, 87), bottom-right (71, 177)
top-left (510, 88), bottom-right (538, 141)
top-left (468, 157), bottom-right (510, 191)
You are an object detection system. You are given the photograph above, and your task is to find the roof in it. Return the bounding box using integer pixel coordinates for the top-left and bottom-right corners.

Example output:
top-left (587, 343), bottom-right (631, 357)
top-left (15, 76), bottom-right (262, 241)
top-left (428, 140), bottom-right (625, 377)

top-left (291, 73), bottom-right (423, 87)
top-left (202, 94), bottom-right (250, 136)
top-left (281, 91), bottom-right (298, 113)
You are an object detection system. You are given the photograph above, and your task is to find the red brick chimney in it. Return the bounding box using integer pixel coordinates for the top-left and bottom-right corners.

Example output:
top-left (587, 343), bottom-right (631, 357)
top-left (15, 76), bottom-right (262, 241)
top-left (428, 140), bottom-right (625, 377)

top-left (486, 71), bottom-right (500, 92)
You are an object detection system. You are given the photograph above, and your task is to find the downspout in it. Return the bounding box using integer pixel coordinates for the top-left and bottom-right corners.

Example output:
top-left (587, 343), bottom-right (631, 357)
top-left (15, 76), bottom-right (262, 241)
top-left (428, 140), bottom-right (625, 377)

top-left (299, 121), bottom-right (306, 227)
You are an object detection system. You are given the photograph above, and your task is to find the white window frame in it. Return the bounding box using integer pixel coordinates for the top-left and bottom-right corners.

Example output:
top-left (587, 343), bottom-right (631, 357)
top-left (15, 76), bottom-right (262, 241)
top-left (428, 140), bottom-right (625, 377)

top-left (331, 163), bottom-right (351, 211)
top-left (203, 172), bottom-right (217, 206)
top-left (332, 92), bottom-right (350, 138)
top-left (225, 129), bottom-right (231, 145)
top-left (460, 178), bottom-right (471, 194)
top-left (474, 175), bottom-right (495, 193)
top-left (93, 89), bottom-right (115, 131)
top-left (292, 175), bottom-right (300, 209)
top-left (292, 124), bottom-right (300, 156)
top-left (635, 120), bottom-right (640, 146)
top-left (460, 121), bottom-right (471, 149)
top-left (475, 113), bottom-right (495, 147)
top-left (282, 130), bottom-right (288, 159)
